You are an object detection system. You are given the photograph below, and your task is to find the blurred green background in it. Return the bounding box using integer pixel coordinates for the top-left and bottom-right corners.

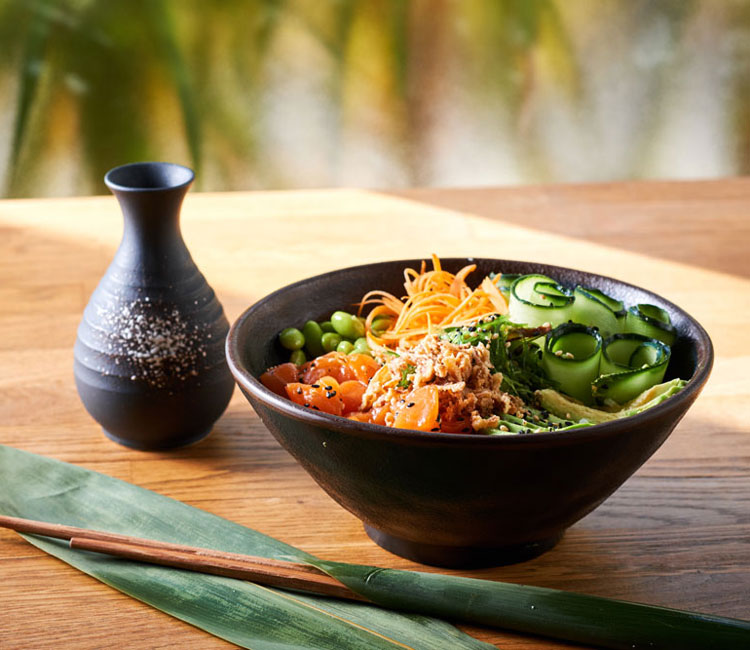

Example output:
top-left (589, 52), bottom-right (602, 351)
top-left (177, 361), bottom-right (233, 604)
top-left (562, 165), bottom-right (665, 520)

top-left (1, 0), bottom-right (749, 197)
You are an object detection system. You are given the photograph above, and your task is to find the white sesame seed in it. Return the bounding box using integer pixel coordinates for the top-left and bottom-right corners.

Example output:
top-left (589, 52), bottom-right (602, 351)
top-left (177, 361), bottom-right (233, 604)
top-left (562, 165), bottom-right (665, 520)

top-left (95, 297), bottom-right (209, 388)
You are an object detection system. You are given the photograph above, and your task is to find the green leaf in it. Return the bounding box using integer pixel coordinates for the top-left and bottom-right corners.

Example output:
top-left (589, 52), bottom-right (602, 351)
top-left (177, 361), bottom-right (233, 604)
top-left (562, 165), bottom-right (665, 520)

top-left (146, 0), bottom-right (202, 178)
top-left (441, 315), bottom-right (553, 403)
top-left (316, 562), bottom-right (750, 650)
top-left (0, 444), bottom-right (491, 650)
top-left (397, 363), bottom-right (415, 388)
top-left (6, 1), bottom-right (52, 196)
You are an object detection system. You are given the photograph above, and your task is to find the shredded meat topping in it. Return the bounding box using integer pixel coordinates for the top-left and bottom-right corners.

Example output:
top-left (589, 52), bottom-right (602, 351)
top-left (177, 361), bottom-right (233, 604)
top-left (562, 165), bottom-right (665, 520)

top-left (364, 335), bottom-right (525, 431)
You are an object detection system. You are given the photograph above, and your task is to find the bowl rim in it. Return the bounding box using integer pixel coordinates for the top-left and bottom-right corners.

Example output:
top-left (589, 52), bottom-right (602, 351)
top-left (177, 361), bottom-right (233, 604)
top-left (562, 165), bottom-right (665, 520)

top-left (226, 257), bottom-right (714, 449)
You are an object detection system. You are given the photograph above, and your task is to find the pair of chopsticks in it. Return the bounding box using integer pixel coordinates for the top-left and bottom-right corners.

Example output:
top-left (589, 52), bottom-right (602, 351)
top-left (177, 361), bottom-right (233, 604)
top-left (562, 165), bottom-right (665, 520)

top-left (0, 514), bottom-right (367, 602)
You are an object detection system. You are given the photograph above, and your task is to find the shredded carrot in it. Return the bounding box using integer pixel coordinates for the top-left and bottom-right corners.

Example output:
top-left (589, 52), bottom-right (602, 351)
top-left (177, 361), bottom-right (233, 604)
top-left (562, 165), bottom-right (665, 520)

top-left (358, 255), bottom-right (508, 351)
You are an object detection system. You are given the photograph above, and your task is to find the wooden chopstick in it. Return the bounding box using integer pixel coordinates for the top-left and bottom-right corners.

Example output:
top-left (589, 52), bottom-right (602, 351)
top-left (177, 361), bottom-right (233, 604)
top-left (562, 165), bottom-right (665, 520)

top-left (0, 515), bottom-right (368, 602)
top-left (0, 514), bottom-right (323, 574)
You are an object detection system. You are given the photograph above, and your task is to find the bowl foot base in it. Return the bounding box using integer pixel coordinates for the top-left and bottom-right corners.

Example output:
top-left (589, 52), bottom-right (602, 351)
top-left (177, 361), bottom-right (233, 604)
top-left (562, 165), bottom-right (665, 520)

top-left (102, 427), bottom-right (211, 451)
top-left (364, 525), bottom-right (563, 568)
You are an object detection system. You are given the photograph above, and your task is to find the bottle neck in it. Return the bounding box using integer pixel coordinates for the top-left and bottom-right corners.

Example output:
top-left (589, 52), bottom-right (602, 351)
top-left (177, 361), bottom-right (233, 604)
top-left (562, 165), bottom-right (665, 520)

top-left (112, 187), bottom-right (194, 280)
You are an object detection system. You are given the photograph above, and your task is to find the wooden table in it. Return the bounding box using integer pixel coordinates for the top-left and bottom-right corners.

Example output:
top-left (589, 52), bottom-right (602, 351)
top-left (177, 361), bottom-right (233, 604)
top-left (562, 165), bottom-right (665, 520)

top-left (1, 179), bottom-right (748, 649)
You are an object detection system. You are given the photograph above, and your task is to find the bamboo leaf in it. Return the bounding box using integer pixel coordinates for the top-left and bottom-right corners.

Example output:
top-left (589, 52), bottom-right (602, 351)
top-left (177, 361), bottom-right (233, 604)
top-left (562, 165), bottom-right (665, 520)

top-left (7, 444), bottom-right (746, 650)
top-left (6, 1), bottom-right (52, 196)
top-left (146, 0), bottom-right (203, 179)
top-left (316, 561), bottom-right (750, 650)
top-left (0, 444), bottom-right (491, 650)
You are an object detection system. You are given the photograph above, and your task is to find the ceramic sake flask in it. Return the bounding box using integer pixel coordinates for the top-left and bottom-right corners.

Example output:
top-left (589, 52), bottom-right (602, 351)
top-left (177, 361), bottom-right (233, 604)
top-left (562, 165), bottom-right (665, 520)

top-left (74, 162), bottom-right (234, 449)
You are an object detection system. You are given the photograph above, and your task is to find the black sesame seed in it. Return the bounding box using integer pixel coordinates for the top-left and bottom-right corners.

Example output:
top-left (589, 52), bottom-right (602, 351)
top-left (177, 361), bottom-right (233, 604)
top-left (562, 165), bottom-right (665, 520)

top-left (324, 385), bottom-right (333, 390)
top-left (296, 388), bottom-right (303, 394)
top-left (304, 403), bottom-right (310, 408)
top-left (407, 402), bottom-right (415, 408)
top-left (326, 391), bottom-right (337, 398)
top-left (312, 406), bottom-right (320, 410)
top-left (311, 384), bottom-right (320, 388)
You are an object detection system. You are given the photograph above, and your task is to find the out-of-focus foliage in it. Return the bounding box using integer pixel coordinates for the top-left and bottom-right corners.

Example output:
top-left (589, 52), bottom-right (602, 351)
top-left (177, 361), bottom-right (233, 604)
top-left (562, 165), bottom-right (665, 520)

top-left (0, 0), bottom-right (749, 197)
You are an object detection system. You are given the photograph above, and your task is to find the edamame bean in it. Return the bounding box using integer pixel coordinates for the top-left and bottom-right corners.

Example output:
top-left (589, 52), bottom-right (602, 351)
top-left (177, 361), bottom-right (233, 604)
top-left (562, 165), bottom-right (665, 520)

top-left (353, 337), bottom-right (370, 354)
top-left (290, 349), bottom-right (306, 365)
top-left (302, 320), bottom-right (325, 357)
top-left (331, 311), bottom-right (365, 340)
top-left (336, 340), bottom-right (355, 354)
top-left (319, 321), bottom-right (335, 333)
top-left (278, 327), bottom-right (305, 350)
top-left (321, 332), bottom-right (342, 352)
top-left (371, 315), bottom-right (393, 335)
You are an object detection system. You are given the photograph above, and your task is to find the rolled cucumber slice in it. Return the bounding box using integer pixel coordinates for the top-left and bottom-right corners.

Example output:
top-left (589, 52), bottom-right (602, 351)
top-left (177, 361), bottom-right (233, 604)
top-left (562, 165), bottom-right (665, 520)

top-left (542, 323), bottom-right (602, 404)
top-left (584, 287), bottom-right (626, 315)
top-left (593, 333), bottom-right (671, 404)
top-left (509, 274), bottom-right (574, 327)
top-left (491, 273), bottom-right (522, 299)
top-left (625, 304), bottom-right (676, 346)
top-left (568, 286), bottom-right (625, 336)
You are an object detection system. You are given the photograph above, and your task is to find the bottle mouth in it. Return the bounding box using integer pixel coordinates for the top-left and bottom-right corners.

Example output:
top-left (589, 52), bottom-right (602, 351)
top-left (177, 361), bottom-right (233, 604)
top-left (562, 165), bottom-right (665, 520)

top-left (105, 162), bottom-right (194, 193)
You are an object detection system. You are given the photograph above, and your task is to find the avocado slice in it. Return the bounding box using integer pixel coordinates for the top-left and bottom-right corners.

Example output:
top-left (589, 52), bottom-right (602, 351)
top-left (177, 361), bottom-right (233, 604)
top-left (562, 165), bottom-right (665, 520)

top-left (536, 378), bottom-right (687, 424)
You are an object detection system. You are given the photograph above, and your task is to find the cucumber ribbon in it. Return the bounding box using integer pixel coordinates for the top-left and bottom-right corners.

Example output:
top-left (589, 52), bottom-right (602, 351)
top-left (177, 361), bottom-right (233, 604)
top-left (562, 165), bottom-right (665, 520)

top-left (508, 274), bottom-right (574, 327)
top-left (593, 334), bottom-right (671, 404)
top-left (568, 286), bottom-right (625, 337)
top-left (506, 274), bottom-right (678, 407)
top-left (542, 323), bottom-right (603, 405)
top-left (625, 303), bottom-right (677, 346)
top-left (491, 273), bottom-right (521, 299)
top-left (542, 326), bottom-right (671, 406)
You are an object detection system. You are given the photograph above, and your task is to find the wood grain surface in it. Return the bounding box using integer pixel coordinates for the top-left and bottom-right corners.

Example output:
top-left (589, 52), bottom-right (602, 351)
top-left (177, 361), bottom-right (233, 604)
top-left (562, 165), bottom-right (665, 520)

top-left (0, 179), bottom-right (748, 649)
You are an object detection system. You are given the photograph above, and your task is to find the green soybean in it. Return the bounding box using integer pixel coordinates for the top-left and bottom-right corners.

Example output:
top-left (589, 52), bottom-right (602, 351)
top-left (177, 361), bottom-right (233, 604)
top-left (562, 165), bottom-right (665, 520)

top-left (278, 327), bottom-right (305, 351)
top-left (319, 321), bottom-right (335, 333)
top-left (353, 337), bottom-right (371, 355)
top-left (371, 315), bottom-right (393, 334)
top-left (337, 340), bottom-right (355, 354)
top-left (331, 311), bottom-right (365, 340)
top-left (289, 349), bottom-right (306, 365)
top-left (321, 332), bottom-right (342, 352)
top-left (302, 320), bottom-right (325, 357)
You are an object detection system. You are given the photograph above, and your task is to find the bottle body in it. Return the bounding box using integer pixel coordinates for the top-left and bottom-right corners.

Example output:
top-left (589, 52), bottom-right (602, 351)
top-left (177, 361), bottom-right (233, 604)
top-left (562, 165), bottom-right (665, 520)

top-left (74, 163), bottom-right (234, 449)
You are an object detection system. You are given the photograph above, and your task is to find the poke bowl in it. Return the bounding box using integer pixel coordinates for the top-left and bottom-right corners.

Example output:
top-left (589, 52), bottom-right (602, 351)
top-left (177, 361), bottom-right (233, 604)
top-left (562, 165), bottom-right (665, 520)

top-left (226, 258), bottom-right (713, 568)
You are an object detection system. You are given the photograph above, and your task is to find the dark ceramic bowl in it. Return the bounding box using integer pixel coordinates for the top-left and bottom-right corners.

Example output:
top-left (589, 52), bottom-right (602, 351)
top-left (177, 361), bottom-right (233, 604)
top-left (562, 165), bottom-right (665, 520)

top-left (226, 259), bottom-right (713, 568)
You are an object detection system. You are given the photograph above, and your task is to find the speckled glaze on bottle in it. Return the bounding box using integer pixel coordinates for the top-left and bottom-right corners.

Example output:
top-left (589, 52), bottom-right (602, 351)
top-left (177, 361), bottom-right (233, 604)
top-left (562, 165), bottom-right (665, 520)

top-left (74, 162), bottom-right (234, 449)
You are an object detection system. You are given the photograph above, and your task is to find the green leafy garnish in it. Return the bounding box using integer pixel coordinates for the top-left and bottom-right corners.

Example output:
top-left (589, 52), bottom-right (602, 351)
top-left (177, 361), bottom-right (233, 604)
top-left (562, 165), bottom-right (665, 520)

top-left (398, 363), bottom-right (416, 389)
top-left (441, 314), bottom-right (555, 402)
